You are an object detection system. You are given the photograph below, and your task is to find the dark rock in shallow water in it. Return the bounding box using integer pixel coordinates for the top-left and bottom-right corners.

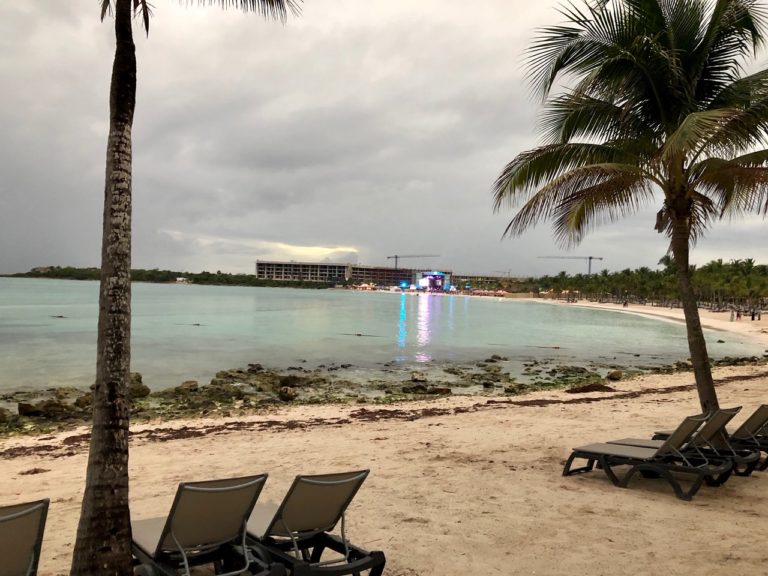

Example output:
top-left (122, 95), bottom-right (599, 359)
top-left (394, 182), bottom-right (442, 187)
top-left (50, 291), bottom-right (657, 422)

top-left (18, 399), bottom-right (77, 419)
top-left (0, 407), bottom-right (11, 423)
top-left (279, 374), bottom-right (317, 388)
top-left (443, 366), bottom-right (464, 376)
top-left (428, 387), bottom-right (452, 395)
top-left (410, 371), bottom-right (427, 383)
top-left (556, 365), bottom-right (589, 376)
top-left (402, 384), bottom-right (428, 394)
top-left (74, 393), bottom-right (92, 409)
top-left (129, 372), bottom-right (151, 399)
top-left (278, 386), bottom-right (299, 401)
top-left (247, 363), bottom-right (264, 373)
top-left (179, 381), bottom-right (199, 393)
top-left (606, 370), bottom-right (623, 381)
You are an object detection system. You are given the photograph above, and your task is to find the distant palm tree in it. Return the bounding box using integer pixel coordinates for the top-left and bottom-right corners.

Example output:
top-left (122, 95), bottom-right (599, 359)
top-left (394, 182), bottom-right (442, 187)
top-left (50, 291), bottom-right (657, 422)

top-left (71, 1), bottom-right (299, 574)
top-left (494, 0), bottom-right (768, 413)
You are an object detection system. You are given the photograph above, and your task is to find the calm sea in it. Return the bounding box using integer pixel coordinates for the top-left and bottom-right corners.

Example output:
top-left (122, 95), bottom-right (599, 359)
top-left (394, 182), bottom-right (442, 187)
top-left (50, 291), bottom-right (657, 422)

top-left (0, 277), bottom-right (760, 392)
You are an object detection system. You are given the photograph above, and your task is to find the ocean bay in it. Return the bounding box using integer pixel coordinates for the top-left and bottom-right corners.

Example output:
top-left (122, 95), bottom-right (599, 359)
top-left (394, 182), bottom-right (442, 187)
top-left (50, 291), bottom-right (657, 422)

top-left (0, 277), bottom-right (761, 393)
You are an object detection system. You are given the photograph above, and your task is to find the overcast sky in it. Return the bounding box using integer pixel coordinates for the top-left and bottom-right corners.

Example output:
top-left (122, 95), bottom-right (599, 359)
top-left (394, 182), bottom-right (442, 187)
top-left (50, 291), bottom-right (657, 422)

top-left (1, 0), bottom-right (766, 278)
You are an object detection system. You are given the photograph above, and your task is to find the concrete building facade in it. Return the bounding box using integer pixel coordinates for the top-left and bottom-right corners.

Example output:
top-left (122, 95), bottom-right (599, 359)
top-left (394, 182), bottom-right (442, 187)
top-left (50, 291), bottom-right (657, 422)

top-left (254, 260), bottom-right (453, 288)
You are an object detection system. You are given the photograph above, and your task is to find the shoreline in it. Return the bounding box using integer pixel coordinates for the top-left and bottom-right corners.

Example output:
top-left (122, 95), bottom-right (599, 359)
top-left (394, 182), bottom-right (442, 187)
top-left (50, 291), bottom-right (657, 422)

top-left (528, 297), bottom-right (768, 349)
top-left (3, 297), bottom-right (766, 434)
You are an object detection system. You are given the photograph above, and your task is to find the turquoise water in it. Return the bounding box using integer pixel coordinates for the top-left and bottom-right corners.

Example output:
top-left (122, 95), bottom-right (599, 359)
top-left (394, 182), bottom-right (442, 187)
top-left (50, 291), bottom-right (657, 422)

top-left (0, 277), bottom-right (760, 391)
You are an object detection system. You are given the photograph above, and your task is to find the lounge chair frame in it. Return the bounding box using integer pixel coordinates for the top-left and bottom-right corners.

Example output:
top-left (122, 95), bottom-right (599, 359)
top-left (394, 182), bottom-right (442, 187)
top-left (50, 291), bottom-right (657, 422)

top-left (563, 415), bottom-right (732, 500)
top-left (132, 475), bottom-right (282, 576)
top-left (728, 404), bottom-right (768, 471)
top-left (653, 405), bottom-right (768, 473)
top-left (0, 498), bottom-right (49, 576)
top-left (644, 407), bottom-right (760, 477)
top-left (563, 445), bottom-right (732, 500)
top-left (248, 471), bottom-right (385, 576)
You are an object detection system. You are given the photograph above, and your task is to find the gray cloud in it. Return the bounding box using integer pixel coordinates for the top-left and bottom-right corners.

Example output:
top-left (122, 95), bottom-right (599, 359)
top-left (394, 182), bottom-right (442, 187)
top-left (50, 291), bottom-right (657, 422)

top-left (1, 0), bottom-right (767, 277)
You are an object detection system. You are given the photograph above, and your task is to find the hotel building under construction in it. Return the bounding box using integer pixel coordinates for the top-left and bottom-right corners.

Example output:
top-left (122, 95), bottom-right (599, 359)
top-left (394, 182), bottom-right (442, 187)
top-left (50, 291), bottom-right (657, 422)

top-left (254, 260), bottom-right (453, 289)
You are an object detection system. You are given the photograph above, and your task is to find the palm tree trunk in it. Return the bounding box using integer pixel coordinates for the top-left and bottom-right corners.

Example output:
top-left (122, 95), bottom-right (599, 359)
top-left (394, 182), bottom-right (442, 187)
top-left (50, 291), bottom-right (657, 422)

top-left (669, 217), bottom-right (719, 414)
top-left (70, 0), bottom-right (135, 573)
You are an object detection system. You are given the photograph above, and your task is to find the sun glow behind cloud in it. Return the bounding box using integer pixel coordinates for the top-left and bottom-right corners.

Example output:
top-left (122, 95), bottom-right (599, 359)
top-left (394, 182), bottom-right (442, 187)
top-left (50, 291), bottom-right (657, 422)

top-left (158, 229), bottom-right (359, 273)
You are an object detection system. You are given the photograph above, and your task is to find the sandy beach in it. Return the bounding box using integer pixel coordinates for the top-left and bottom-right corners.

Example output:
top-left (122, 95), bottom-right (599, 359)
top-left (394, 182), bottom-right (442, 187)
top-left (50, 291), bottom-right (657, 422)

top-left (541, 299), bottom-right (768, 349)
top-left (2, 303), bottom-right (768, 576)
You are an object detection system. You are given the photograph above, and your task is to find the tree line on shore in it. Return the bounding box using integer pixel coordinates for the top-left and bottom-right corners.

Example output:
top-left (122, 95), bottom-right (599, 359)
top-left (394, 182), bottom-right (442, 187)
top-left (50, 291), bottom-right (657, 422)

top-left (8, 266), bottom-right (332, 289)
top-left (497, 258), bottom-right (768, 309)
top-left (12, 258), bottom-right (768, 307)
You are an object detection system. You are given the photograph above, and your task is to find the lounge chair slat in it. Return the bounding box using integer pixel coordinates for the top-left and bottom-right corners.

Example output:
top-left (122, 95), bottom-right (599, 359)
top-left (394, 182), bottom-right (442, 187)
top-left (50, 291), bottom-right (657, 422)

top-left (573, 443), bottom-right (659, 460)
top-left (132, 474), bottom-right (274, 576)
top-left (247, 470), bottom-right (386, 576)
top-left (0, 499), bottom-right (49, 576)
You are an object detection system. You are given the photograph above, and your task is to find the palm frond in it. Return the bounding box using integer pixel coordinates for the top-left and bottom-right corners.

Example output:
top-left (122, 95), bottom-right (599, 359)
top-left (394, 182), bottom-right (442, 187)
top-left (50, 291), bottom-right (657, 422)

top-left (195, 0), bottom-right (302, 21)
top-left (500, 163), bottom-right (653, 240)
top-left (100, 0), bottom-right (112, 22)
top-left (497, 0), bottom-right (768, 251)
top-left (551, 168), bottom-right (655, 246)
top-left (694, 158), bottom-right (768, 214)
top-left (541, 88), bottom-right (663, 145)
top-left (134, 0), bottom-right (152, 34)
top-left (698, 104), bottom-right (768, 156)
top-left (661, 108), bottom-right (741, 161)
top-left (693, 0), bottom-right (768, 104)
top-left (493, 143), bottom-right (644, 212)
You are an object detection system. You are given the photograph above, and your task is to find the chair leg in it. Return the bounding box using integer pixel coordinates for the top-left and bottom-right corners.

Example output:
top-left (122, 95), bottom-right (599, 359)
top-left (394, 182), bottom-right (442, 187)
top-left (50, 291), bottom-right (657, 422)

top-left (562, 452), bottom-right (595, 476)
top-left (620, 464), bottom-right (700, 501)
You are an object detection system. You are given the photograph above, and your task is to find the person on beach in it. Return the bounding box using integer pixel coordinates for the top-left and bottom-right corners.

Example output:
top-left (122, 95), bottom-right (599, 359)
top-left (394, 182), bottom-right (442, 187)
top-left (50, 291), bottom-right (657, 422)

top-left (737, 310), bottom-right (742, 320)
top-left (730, 309), bottom-right (735, 322)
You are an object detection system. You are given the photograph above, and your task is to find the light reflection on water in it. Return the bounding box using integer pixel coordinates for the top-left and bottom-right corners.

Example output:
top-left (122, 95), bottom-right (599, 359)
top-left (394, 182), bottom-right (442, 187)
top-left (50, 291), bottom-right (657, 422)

top-left (0, 277), bottom-right (762, 391)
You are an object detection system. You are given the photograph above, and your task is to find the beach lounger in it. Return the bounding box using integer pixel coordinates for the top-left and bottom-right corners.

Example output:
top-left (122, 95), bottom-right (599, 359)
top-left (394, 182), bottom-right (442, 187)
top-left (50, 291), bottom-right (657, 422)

top-left (654, 404), bottom-right (768, 471)
top-left (726, 404), bottom-right (768, 470)
top-left (132, 474), bottom-right (283, 576)
top-left (612, 407), bottom-right (759, 479)
top-left (0, 498), bottom-right (49, 576)
top-left (563, 415), bottom-right (732, 500)
top-left (246, 470), bottom-right (386, 576)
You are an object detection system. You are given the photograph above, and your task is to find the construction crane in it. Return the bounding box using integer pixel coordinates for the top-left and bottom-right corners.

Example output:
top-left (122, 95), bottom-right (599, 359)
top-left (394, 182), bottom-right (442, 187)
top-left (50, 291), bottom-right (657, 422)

top-left (538, 255), bottom-right (605, 275)
top-left (386, 254), bottom-right (440, 269)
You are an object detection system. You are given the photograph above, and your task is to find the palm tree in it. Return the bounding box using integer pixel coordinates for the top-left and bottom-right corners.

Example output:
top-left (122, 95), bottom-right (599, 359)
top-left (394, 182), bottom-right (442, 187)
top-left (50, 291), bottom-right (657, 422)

top-left (70, 2), bottom-right (299, 574)
top-left (493, 0), bottom-right (768, 413)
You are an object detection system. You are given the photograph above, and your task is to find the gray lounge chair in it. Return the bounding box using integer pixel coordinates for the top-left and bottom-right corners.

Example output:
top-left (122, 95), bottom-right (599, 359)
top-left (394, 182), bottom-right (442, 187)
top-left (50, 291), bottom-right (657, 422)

top-left (654, 404), bottom-right (768, 471)
top-left (612, 407), bottom-right (758, 478)
top-left (132, 474), bottom-right (283, 576)
top-left (246, 470), bottom-right (386, 576)
top-left (726, 404), bottom-right (768, 470)
top-left (0, 498), bottom-right (49, 576)
top-left (563, 415), bottom-right (732, 500)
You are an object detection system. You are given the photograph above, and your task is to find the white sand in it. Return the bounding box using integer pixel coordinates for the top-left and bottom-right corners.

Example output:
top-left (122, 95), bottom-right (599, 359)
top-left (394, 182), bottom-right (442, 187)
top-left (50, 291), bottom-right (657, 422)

top-left (540, 299), bottom-right (768, 349)
top-left (2, 304), bottom-right (768, 576)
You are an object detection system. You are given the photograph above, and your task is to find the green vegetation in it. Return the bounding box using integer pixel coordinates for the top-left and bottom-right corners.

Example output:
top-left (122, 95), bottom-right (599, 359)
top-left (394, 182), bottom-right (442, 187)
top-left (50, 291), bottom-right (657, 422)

top-left (535, 258), bottom-right (768, 309)
top-left (8, 266), bottom-right (334, 289)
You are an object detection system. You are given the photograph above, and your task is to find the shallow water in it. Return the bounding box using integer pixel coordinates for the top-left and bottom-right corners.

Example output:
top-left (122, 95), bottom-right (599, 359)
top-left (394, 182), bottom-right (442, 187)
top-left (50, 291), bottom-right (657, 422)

top-left (0, 277), bottom-right (760, 391)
